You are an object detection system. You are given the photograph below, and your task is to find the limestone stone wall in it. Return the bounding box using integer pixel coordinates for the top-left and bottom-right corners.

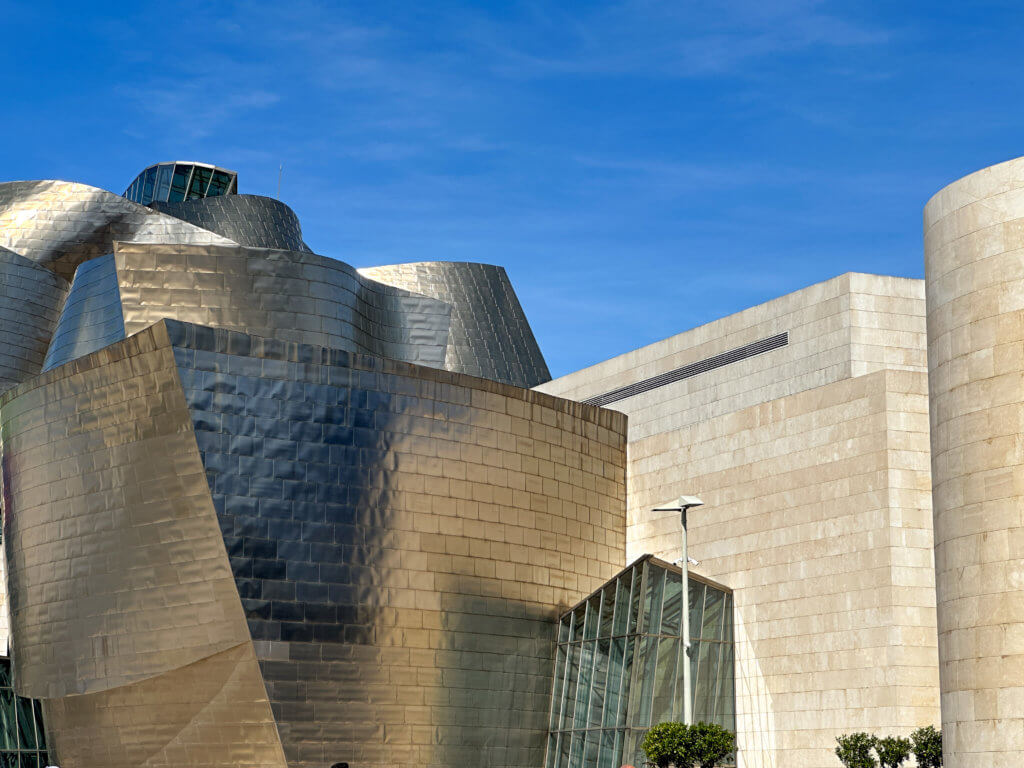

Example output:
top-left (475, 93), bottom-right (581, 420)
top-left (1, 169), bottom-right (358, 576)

top-left (924, 156), bottom-right (1024, 766)
top-left (539, 273), bottom-right (941, 767)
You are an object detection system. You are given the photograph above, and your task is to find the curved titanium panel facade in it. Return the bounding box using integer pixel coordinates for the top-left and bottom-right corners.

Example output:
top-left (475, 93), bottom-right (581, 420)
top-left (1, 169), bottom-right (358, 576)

top-left (167, 319), bottom-right (625, 767)
top-left (924, 156), bottom-right (1024, 764)
top-left (0, 180), bottom-right (234, 281)
top-left (115, 241), bottom-right (451, 368)
top-left (1, 325), bottom-right (285, 767)
top-left (359, 261), bottom-right (552, 388)
top-left (151, 195), bottom-right (311, 252)
top-left (3, 318), bottom-right (626, 768)
top-left (42, 255), bottom-right (126, 372)
top-left (0, 247), bottom-right (68, 391)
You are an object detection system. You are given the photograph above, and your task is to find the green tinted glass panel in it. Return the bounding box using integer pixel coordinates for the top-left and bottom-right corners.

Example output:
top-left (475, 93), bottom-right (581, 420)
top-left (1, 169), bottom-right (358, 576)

top-left (169, 165), bottom-right (190, 202)
top-left (599, 584), bottom-right (615, 638)
top-left (612, 571), bottom-right (632, 636)
top-left (550, 644), bottom-right (567, 730)
top-left (573, 642), bottom-right (593, 729)
top-left (207, 170), bottom-right (233, 197)
top-left (650, 636), bottom-right (679, 724)
top-left (141, 166), bottom-right (157, 202)
top-left (661, 571), bottom-right (683, 636)
top-left (188, 166), bottom-right (213, 198)
top-left (14, 699), bottom-right (34, 750)
top-left (597, 728), bottom-right (617, 768)
top-left (603, 637), bottom-right (624, 727)
top-left (0, 691), bottom-right (14, 749)
top-left (583, 729), bottom-right (600, 766)
top-left (31, 702), bottom-right (44, 749)
top-left (589, 637), bottom-right (610, 728)
top-left (545, 733), bottom-right (559, 768)
top-left (618, 635), bottom-right (634, 727)
top-left (584, 596), bottom-right (600, 641)
top-left (154, 164), bottom-right (173, 202)
top-left (647, 567), bottom-right (666, 635)
top-left (689, 580), bottom-right (706, 639)
top-left (572, 606), bottom-right (585, 643)
top-left (627, 565), bottom-right (643, 635)
top-left (702, 587), bottom-right (725, 641)
top-left (561, 644), bottom-right (579, 730)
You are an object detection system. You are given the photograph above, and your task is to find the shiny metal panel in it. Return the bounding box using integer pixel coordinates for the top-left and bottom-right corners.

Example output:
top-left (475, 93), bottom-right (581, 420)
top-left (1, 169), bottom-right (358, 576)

top-left (166, 319), bottom-right (626, 767)
top-left (0, 180), bottom-right (234, 282)
top-left (360, 261), bottom-right (552, 388)
top-left (1, 328), bottom-right (252, 701)
top-left (43, 643), bottom-right (285, 768)
top-left (115, 241), bottom-right (452, 368)
top-left (151, 194), bottom-right (311, 252)
top-left (0, 247), bottom-right (68, 392)
top-left (42, 255), bottom-right (126, 372)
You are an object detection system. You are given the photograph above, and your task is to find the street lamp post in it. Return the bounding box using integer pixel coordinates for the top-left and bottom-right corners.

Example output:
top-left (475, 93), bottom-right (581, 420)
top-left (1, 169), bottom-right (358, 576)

top-left (653, 495), bottom-right (704, 726)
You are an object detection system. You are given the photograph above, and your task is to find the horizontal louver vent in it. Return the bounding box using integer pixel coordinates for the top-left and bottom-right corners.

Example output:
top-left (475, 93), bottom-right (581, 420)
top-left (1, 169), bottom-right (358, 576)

top-left (582, 332), bottom-right (789, 407)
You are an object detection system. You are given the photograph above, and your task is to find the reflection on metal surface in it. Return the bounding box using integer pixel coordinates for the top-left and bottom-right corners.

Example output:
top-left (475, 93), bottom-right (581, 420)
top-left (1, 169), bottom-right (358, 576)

top-left (115, 241), bottom-right (452, 367)
top-left (42, 255), bottom-right (126, 371)
top-left (0, 247), bottom-right (68, 392)
top-left (2, 319), bottom-right (627, 768)
top-left (169, 319), bottom-right (625, 767)
top-left (545, 555), bottom-right (735, 768)
top-left (151, 194), bottom-right (311, 252)
top-left (0, 180), bottom-right (234, 282)
top-left (359, 261), bottom-right (552, 388)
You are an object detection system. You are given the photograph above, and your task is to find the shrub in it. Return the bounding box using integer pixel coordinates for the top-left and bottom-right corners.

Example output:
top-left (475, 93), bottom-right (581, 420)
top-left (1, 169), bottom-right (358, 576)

top-left (641, 721), bottom-right (691, 768)
top-left (835, 732), bottom-right (877, 768)
top-left (689, 721), bottom-right (736, 768)
top-left (910, 726), bottom-right (943, 768)
top-left (875, 736), bottom-right (911, 768)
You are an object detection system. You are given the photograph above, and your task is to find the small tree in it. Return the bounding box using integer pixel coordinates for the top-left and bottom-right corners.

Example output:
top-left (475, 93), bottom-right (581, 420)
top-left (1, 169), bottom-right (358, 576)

top-left (835, 733), bottom-right (877, 768)
top-left (910, 726), bottom-right (943, 768)
top-left (875, 736), bottom-right (911, 768)
top-left (642, 721), bottom-right (691, 768)
top-left (689, 721), bottom-right (736, 768)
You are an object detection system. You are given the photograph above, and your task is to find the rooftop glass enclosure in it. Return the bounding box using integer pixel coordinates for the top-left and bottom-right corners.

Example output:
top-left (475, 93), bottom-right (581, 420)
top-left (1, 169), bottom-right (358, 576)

top-left (123, 162), bottom-right (237, 205)
top-left (546, 555), bottom-right (735, 768)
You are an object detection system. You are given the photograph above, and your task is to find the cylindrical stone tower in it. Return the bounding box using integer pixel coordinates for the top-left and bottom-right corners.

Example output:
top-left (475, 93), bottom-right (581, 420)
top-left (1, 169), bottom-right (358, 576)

top-left (924, 156), bottom-right (1024, 765)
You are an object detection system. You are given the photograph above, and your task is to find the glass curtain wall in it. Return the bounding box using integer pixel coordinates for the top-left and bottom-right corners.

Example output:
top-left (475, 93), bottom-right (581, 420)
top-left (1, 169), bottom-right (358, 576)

top-left (0, 659), bottom-right (50, 767)
top-left (123, 163), bottom-right (238, 205)
top-left (545, 555), bottom-right (735, 768)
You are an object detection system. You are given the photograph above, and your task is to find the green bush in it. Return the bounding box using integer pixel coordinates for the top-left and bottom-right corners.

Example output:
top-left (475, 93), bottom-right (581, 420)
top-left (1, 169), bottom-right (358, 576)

top-left (874, 736), bottom-right (911, 768)
top-left (641, 721), bottom-right (691, 768)
top-left (689, 722), bottom-right (736, 768)
top-left (910, 726), bottom-right (943, 768)
top-left (641, 721), bottom-right (736, 767)
top-left (835, 732), bottom-right (877, 768)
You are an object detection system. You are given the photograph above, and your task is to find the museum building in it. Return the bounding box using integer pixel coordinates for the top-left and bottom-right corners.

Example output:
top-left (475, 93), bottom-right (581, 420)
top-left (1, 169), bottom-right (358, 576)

top-left (0, 156), bottom-right (1022, 768)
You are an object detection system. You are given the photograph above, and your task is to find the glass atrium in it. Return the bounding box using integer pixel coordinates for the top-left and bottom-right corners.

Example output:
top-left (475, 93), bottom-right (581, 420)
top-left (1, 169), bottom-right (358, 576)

top-left (546, 555), bottom-right (735, 768)
top-left (0, 659), bottom-right (49, 767)
top-left (123, 162), bottom-right (237, 205)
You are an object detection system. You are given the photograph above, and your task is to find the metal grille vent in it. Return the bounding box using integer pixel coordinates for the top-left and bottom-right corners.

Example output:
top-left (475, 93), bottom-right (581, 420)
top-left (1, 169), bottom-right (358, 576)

top-left (582, 331), bottom-right (789, 407)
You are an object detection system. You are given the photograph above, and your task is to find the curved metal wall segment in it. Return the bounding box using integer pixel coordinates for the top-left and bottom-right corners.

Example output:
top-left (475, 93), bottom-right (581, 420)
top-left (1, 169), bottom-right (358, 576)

top-left (2, 318), bottom-right (626, 768)
top-left (124, 161), bottom-right (237, 205)
top-left (150, 194), bottom-right (311, 252)
top-left (0, 247), bottom-right (69, 392)
top-left (359, 261), bottom-right (552, 388)
top-left (924, 156), bottom-right (1024, 765)
top-left (114, 241), bottom-right (451, 368)
top-left (41, 255), bottom-right (126, 372)
top-left (0, 180), bottom-right (234, 282)
top-left (0, 324), bottom-right (285, 768)
top-left (166, 319), bottom-right (626, 767)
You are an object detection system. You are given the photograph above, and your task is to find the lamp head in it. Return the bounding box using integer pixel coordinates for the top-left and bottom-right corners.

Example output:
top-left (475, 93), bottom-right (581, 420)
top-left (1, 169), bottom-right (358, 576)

top-left (652, 495), bottom-right (704, 512)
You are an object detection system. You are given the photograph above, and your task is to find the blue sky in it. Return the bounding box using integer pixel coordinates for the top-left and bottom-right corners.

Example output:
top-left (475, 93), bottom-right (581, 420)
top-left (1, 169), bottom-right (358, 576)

top-left (2, 1), bottom-right (1022, 376)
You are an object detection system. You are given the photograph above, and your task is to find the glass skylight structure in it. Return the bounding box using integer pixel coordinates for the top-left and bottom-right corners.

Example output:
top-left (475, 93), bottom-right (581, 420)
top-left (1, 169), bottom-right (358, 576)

top-left (0, 659), bottom-right (50, 767)
top-left (545, 555), bottom-right (735, 768)
top-left (123, 162), bottom-right (237, 205)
